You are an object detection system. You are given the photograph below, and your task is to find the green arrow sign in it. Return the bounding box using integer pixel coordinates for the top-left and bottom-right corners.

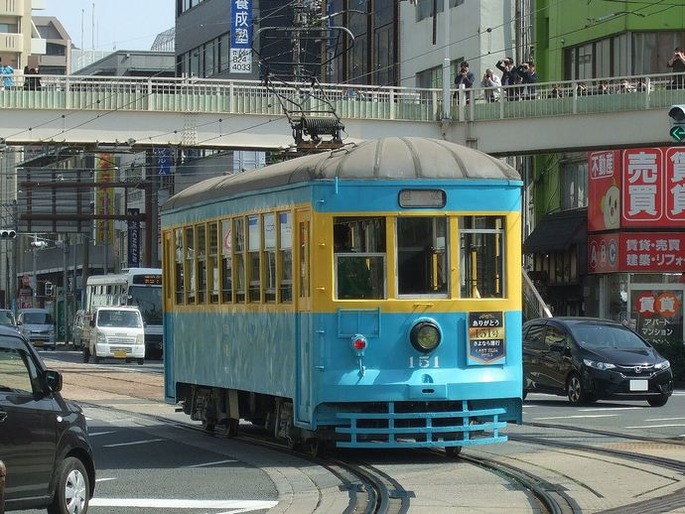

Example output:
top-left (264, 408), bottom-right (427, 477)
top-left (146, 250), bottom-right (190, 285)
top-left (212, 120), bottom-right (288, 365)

top-left (670, 125), bottom-right (685, 142)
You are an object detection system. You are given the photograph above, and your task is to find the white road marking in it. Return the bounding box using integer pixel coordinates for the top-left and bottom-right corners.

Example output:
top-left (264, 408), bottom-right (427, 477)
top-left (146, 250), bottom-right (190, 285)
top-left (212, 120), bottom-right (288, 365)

top-left (532, 414), bottom-right (620, 420)
top-left (95, 477), bottom-right (117, 483)
top-left (577, 407), bottom-right (642, 412)
top-left (102, 438), bottom-right (165, 448)
top-left (625, 424), bottom-right (685, 429)
top-left (89, 498), bottom-right (278, 511)
top-left (185, 459), bottom-right (239, 468)
top-left (646, 417), bottom-right (685, 422)
top-left (88, 431), bottom-right (117, 437)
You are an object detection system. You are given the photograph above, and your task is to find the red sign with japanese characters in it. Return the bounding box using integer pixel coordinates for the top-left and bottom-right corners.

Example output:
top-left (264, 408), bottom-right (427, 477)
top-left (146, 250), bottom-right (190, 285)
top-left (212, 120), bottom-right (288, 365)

top-left (664, 147), bottom-right (685, 223)
top-left (588, 151), bottom-right (621, 231)
top-left (588, 232), bottom-right (685, 273)
top-left (632, 289), bottom-right (683, 346)
top-left (621, 232), bottom-right (685, 272)
top-left (621, 148), bottom-right (664, 226)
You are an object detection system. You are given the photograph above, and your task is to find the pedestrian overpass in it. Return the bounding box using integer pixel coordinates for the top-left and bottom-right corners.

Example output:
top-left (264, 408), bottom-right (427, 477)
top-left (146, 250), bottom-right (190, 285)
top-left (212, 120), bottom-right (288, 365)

top-left (1, 72), bottom-right (684, 156)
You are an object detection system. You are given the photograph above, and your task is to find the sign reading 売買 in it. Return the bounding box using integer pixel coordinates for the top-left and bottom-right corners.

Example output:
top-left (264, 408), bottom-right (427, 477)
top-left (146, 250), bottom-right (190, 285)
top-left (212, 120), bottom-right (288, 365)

top-left (230, 0), bottom-right (252, 74)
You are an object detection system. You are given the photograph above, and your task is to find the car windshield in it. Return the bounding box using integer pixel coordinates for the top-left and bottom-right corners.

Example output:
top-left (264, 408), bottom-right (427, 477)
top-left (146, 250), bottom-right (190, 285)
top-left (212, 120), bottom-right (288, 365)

top-left (23, 312), bottom-right (53, 324)
top-left (0, 311), bottom-right (15, 326)
top-left (98, 310), bottom-right (142, 328)
top-left (571, 323), bottom-right (648, 349)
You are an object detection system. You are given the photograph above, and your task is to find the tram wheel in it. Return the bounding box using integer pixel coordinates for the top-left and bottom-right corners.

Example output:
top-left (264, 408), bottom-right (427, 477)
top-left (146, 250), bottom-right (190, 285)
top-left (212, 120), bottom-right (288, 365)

top-left (224, 418), bottom-right (239, 438)
top-left (306, 438), bottom-right (325, 458)
top-left (445, 446), bottom-right (462, 458)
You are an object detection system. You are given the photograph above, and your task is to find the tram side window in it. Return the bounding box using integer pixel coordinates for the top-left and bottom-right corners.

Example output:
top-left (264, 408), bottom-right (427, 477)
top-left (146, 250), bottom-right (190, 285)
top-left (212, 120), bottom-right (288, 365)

top-left (334, 217), bottom-right (386, 300)
top-left (263, 214), bottom-right (276, 302)
top-left (175, 228), bottom-right (184, 304)
top-left (397, 217), bottom-right (448, 296)
top-left (459, 216), bottom-right (505, 298)
top-left (197, 223), bottom-right (207, 303)
top-left (221, 219), bottom-right (233, 303)
top-left (233, 218), bottom-right (246, 303)
top-left (248, 215), bottom-right (261, 302)
top-left (279, 211), bottom-right (292, 303)
top-left (208, 222), bottom-right (219, 303)
top-left (184, 226), bottom-right (196, 304)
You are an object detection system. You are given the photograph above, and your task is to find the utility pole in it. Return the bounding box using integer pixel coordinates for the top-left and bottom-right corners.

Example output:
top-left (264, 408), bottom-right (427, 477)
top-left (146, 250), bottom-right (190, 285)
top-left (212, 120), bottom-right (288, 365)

top-left (61, 235), bottom-right (69, 344)
top-left (292, 0), bottom-right (305, 81)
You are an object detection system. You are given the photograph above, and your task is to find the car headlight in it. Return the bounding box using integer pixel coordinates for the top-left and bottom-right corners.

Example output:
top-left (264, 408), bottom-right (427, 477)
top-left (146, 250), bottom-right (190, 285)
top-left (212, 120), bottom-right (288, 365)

top-left (583, 358), bottom-right (616, 371)
top-left (97, 333), bottom-right (107, 344)
top-left (137, 334), bottom-right (145, 345)
top-left (410, 320), bottom-right (442, 353)
top-left (655, 360), bottom-right (671, 370)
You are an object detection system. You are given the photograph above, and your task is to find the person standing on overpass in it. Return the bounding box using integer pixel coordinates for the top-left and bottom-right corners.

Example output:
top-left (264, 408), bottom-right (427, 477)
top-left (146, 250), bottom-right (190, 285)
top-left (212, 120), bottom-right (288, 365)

top-left (667, 47), bottom-right (685, 89)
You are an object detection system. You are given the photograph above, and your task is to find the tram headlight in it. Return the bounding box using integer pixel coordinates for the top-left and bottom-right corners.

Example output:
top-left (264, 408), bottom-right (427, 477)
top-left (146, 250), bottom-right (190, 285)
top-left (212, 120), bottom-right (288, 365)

top-left (410, 320), bottom-right (442, 353)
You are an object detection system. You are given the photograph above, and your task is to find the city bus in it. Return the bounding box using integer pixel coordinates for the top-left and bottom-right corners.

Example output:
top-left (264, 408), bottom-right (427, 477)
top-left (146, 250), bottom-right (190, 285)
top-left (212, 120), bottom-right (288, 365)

top-left (84, 268), bottom-right (163, 359)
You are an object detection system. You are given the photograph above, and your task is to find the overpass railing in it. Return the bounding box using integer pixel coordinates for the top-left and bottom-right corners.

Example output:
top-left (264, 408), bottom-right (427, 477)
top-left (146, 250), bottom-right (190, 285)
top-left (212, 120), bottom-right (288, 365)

top-left (2, 71), bottom-right (684, 123)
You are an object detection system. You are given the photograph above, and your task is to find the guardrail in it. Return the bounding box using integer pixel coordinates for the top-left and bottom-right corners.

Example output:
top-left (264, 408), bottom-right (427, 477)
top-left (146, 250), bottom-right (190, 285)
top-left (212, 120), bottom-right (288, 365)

top-left (0, 71), bottom-right (684, 124)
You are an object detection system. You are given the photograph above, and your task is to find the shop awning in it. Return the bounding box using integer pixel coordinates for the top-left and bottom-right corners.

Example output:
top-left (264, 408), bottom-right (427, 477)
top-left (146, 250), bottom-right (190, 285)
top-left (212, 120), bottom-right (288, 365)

top-left (523, 208), bottom-right (587, 254)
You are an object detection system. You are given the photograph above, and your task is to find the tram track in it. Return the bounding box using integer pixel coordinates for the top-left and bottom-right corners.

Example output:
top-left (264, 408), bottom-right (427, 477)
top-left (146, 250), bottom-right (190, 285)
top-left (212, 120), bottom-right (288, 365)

top-left (507, 424), bottom-right (685, 514)
top-left (47, 358), bottom-right (685, 513)
top-left (426, 449), bottom-right (581, 514)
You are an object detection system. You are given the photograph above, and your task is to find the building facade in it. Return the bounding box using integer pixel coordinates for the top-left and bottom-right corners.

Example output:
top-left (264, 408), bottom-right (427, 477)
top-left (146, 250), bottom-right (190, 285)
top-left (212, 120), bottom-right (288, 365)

top-left (527, 1), bottom-right (685, 347)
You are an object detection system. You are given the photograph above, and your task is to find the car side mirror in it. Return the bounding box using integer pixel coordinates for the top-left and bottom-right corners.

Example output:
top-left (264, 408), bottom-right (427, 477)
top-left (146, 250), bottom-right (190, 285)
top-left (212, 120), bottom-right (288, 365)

top-left (45, 369), bottom-right (63, 393)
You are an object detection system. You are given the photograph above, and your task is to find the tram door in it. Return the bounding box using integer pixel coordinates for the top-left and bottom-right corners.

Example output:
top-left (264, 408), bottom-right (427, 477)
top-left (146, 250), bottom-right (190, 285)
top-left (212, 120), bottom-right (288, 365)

top-left (295, 209), bottom-right (313, 424)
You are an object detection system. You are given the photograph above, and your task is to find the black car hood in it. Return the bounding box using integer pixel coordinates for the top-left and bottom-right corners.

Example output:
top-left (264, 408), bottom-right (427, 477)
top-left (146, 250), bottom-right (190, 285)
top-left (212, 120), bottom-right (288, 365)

top-left (582, 345), bottom-right (662, 365)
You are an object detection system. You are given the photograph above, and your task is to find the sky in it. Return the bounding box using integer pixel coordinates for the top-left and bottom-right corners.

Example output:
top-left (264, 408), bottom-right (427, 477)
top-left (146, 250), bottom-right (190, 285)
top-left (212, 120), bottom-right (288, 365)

top-left (38, 0), bottom-right (175, 52)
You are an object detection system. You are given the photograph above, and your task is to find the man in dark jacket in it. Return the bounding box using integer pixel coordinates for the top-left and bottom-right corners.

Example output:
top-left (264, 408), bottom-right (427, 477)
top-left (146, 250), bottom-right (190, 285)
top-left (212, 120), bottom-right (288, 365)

top-left (454, 61), bottom-right (475, 103)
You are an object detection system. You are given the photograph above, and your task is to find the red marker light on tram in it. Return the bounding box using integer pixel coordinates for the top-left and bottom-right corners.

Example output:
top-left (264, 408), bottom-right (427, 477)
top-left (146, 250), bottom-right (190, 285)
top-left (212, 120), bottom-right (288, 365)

top-left (351, 334), bottom-right (368, 354)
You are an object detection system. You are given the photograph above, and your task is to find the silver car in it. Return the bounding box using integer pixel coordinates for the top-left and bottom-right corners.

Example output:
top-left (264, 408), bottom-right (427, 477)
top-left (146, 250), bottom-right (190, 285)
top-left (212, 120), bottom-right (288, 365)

top-left (17, 308), bottom-right (56, 350)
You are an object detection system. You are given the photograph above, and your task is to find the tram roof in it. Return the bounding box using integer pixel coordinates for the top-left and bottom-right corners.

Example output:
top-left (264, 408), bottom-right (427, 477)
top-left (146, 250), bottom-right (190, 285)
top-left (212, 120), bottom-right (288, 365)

top-left (162, 137), bottom-right (521, 212)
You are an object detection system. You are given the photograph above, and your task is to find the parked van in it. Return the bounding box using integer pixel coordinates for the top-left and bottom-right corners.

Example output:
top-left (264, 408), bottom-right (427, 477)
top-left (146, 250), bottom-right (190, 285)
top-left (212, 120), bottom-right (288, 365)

top-left (84, 306), bottom-right (145, 365)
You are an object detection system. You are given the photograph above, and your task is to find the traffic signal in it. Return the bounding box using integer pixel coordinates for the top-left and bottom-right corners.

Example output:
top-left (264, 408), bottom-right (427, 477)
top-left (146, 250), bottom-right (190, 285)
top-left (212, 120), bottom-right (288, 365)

top-left (44, 281), bottom-right (53, 297)
top-left (0, 229), bottom-right (16, 239)
top-left (669, 105), bottom-right (685, 142)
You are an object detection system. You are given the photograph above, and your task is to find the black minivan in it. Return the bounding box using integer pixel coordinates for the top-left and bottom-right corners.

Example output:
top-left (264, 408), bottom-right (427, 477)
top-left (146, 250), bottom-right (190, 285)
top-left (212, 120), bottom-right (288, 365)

top-left (0, 326), bottom-right (95, 512)
top-left (522, 317), bottom-right (673, 406)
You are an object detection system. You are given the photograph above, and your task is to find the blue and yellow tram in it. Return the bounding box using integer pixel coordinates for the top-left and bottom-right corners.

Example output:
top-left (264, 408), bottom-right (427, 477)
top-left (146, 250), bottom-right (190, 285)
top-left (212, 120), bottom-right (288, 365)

top-left (161, 137), bottom-right (523, 453)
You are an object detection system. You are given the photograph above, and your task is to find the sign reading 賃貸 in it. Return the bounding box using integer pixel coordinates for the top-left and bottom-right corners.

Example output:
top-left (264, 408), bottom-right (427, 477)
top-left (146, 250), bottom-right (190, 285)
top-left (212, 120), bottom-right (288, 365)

top-left (230, 0), bottom-right (252, 74)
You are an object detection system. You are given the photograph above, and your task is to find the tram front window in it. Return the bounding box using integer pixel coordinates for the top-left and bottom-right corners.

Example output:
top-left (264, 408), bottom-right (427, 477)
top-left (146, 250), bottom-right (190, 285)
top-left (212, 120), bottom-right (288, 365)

top-left (460, 216), bottom-right (505, 298)
top-left (397, 217), bottom-right (448, 296)
top-left (334, 217), bottom-right (386, 300)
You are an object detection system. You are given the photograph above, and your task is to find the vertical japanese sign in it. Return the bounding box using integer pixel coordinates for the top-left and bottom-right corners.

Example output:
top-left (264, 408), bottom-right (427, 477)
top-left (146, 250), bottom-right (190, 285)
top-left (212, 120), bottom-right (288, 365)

top-left (155, 147), bottom-right (171, 176)
top-left (95, 153), bottom-right (115, 245)
top-left (664, 147), bottom-right (685, 223)
top-left (127, 208), bottom-right (140, 268)
top-left (230, 0), bottom-right (252, 74)
top-left (588, 151), bottom-right (621, 231)
top-left (622, 148), bottom-right (664, 226)
top-left (631, 289), bottom-right (683, 346)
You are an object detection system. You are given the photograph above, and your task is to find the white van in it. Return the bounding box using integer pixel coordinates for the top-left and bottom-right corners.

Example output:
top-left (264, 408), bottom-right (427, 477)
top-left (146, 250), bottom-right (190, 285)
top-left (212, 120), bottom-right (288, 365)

top-left (84, 306), bottom-right (145, 365)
